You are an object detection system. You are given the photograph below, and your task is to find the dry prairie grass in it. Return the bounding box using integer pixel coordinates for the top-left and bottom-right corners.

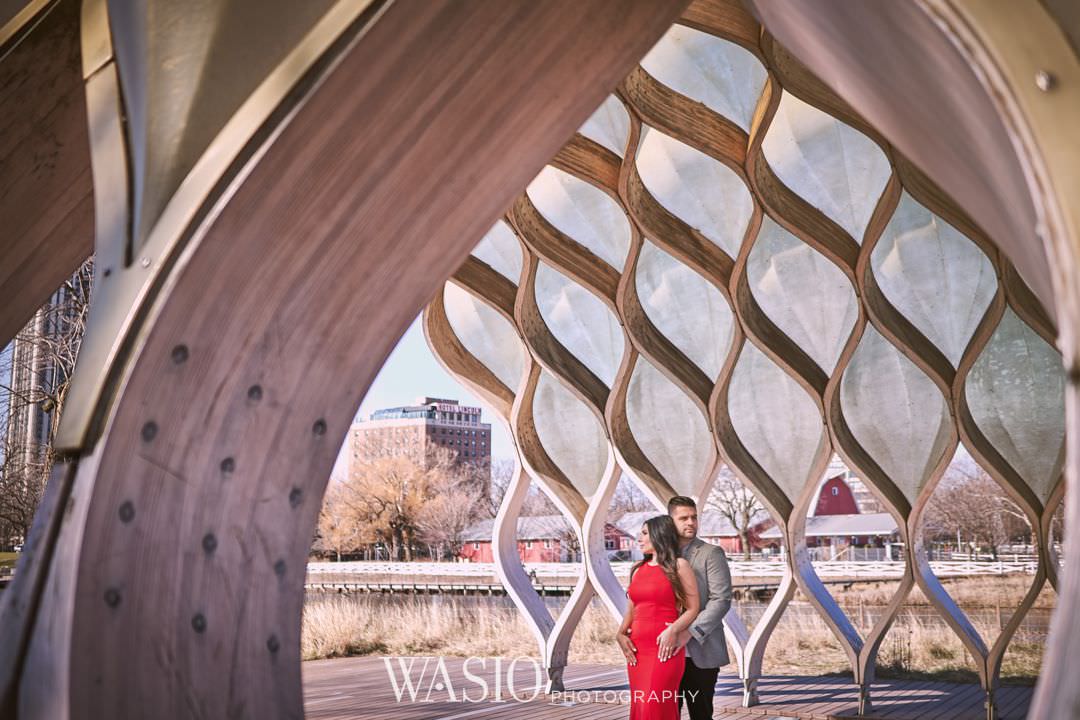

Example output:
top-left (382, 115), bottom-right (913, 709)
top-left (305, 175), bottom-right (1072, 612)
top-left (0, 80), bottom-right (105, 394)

top-left (758, 607), bottom-right (1043, 684)
top-left (803, 575), bottom-right (1057, 609)
top-left (302, 596), bottom-right (537, 660)
top-left (301, 595), bottom-right (626, 664)
top-left (302, 576), bottom-right (1053, 685)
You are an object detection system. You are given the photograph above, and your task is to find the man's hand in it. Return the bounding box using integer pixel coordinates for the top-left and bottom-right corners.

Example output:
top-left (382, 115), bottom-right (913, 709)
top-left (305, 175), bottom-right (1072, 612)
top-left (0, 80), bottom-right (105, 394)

top-left (657, 624), bottom-right (678, 662)
top-left (617, 629), bottom-right (638, 665)
top-left (675, 628), bottom-right (691, 649)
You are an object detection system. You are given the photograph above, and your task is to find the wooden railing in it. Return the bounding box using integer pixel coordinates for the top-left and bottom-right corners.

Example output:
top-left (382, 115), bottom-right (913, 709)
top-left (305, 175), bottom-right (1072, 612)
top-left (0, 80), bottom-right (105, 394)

top-left (307, 558), bottom-right (1043, 579)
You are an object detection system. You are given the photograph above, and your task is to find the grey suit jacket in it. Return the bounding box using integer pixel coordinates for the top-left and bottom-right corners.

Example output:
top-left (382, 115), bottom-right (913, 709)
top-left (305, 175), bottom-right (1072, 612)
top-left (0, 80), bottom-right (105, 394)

top-left (679, 537), bottom-right (732, 668)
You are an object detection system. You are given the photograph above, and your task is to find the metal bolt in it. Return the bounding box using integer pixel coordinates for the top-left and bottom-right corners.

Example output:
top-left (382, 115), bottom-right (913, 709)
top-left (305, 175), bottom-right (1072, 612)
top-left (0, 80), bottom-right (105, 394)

top-left (192, 613), bottom-right (207, 633)
top-left (171, 344), bottom-right (189, 364)
top-left (267, 634), bottom-right (281, 654)
top-left (202, 533), bottom-right (218, 554)
top-left (118, 501), bottom-right (135, 523)
top-left (220, 457), bottom-right (236, 474)
top-left (104, 588), bottom-right (121, 607)
top-left (312, 419), bottom-right (327, 436)
top-left (140, 257), bottom-right (151, 268)
top-left (141, 421), bottom-right (158, 442)
top-left (1036, 70), bottom-right (1056, 92)
top-left (288, 487), bottom-right (302, 508)
top-left (247, 385), bottom-right (263, 402)
top-left (274, 559), bottom-right (286, 576)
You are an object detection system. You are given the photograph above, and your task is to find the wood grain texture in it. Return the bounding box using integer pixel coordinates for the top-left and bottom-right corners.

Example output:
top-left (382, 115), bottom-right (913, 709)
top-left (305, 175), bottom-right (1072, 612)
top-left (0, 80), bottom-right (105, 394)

top-left (0, 0), bottom-right (93, 348)
top-left (0, 462), bottom-right (73, 717)
top-left (8, 1), bottom-right (692, 718)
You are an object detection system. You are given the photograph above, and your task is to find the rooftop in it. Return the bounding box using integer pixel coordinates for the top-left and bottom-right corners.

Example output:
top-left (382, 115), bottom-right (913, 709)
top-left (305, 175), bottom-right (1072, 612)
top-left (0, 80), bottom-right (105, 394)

top-left (611, 509), bottom-right (773, 539)
top-left (758, 512), bottom-right (899, 539)
top-left (364, 396), bottom-right (485, 423)
top-left (462, 514), bottom-right (573, 542)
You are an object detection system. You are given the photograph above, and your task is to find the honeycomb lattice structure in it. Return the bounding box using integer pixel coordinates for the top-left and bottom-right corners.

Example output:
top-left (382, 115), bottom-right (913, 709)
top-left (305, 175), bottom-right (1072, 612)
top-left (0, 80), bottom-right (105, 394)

top-left (423, 2), bottom-right (1065, 706)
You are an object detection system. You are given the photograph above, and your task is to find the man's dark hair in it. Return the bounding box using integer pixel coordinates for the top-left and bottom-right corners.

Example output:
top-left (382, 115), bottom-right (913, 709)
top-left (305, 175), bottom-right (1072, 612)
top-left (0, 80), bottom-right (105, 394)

top-left (667, 495), bottom-right (696, 514)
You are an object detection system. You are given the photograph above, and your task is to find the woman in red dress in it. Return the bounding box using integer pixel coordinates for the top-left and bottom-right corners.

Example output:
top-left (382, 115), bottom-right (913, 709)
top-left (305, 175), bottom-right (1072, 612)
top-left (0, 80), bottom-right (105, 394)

top-left (616, 514), bottom-right (700, 720)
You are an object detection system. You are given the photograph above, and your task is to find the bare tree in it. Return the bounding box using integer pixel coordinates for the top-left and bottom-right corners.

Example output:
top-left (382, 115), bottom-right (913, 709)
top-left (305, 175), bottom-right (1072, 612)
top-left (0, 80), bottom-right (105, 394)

top-left (609, 474), bottom-right (654, 521)
top-left (1051, 498), bottom-right (1065, 547)
top-left (922, 458), bottom-right (1035, 558)
top-left (489, 453), bottom-right (638, 523)
top-left (352, 454), bottom-right (428, 561)
top-left (319, 431), bottom-right (487, 561)
top-left (415, 470), bottom-right (484, 560)
top-left (555, 522), bottom-right (582, 562)
top-left (0, 259), bottom-right (93, 548)
top-left (487, 458), bottom-right (515, 517)
top-left (484, 457), bottom-right (568, 518)
top-left (706, 466), bottom-right (764, 560)
top-left (316, 480), bottom-right (368, 561)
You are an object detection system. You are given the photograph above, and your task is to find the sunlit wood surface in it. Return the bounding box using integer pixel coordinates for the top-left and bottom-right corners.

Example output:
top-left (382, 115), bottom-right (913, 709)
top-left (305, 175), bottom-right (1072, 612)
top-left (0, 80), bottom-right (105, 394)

top-left (303, 656), bottom-right (1034, 719)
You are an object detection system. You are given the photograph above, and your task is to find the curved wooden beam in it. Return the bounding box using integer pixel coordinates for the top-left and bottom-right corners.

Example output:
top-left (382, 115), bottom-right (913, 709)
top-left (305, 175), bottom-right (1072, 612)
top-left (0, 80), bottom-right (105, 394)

top-left (0, 1), bottom-right (691, 718)
top-left (745, 0), bottom-right (1056, 318)
top-left (0, 0), bottom-right (92, 348)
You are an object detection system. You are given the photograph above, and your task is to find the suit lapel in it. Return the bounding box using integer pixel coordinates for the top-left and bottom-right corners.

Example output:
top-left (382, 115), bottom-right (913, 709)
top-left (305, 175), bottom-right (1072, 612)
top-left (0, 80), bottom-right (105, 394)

top-left (683, 537), bottom-right (703, 563)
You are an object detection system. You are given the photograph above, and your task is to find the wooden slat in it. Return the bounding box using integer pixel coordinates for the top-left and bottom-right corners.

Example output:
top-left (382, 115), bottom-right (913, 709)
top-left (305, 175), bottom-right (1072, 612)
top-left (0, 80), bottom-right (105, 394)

top-left (0, 0), bottom-right (93, 348)
top-left (994, 686), bottom-right (1026, 719)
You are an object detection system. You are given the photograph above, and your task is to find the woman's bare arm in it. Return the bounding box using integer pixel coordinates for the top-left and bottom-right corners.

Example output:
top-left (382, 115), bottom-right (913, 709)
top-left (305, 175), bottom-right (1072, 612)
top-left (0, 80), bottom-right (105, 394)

top-left (667, 558), bottom-right (701, 633)
top-left (616, 597), bottom-right (637, 664)
top-left (656, 558), bottom-right (701, 661)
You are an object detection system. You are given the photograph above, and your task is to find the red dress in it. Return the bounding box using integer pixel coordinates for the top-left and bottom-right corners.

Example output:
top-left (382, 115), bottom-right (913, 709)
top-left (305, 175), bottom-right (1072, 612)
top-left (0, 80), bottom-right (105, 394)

top-left (626, 562), bottom-right (685, 720)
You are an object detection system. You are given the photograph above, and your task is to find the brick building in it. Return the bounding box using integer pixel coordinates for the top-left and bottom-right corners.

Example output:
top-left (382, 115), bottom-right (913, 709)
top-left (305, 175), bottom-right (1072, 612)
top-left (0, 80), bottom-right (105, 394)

top-left (612, 509), bottom-right (773, 559)
top-left (348, 397), bottom-right (491, 496)
top-left (460, 516), bottom-right (572, 563)
top-left (458, 515), bottom-right (631, 563)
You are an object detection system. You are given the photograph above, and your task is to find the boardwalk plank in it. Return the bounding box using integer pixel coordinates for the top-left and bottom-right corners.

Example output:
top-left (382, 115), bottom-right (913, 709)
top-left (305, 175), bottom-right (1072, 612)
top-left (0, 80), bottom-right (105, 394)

top-left (302, 656), bottom-right (1032, 720)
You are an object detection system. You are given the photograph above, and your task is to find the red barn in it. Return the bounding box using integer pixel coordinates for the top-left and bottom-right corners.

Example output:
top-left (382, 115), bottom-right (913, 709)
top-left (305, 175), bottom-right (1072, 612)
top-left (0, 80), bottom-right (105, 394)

top-left (814, 474), bottom-right (860, 515)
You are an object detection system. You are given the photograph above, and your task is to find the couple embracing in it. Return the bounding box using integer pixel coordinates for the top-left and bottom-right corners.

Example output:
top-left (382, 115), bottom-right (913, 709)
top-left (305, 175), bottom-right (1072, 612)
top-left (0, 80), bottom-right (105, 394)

top-left (616, 496), bottom-right (733, 720)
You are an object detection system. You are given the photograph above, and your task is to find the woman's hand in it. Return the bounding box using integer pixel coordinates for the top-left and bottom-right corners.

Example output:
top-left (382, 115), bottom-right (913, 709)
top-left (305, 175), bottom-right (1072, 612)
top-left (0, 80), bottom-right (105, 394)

top-left (657, 624), bottom-right (678, 662)
top-left (658, 622), bottom-right (693, 661)
top-left (617, 629), bottom-right (638, 666)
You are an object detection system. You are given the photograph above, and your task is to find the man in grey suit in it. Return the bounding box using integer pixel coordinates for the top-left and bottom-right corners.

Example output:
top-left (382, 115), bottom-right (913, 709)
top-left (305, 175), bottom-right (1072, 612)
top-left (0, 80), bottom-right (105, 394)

top-left (656, 495), bottom-right (733, 720)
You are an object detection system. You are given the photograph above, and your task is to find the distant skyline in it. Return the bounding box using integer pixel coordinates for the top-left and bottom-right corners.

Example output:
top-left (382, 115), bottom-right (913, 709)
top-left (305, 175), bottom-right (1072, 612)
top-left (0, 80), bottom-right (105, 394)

top-left (330, 314), bottom-right (514, 479)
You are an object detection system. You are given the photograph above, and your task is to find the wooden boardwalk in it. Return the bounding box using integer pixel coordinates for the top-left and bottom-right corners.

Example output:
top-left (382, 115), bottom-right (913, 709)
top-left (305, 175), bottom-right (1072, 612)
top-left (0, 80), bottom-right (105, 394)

top-left (302, 656), bottom-right (1033, 719)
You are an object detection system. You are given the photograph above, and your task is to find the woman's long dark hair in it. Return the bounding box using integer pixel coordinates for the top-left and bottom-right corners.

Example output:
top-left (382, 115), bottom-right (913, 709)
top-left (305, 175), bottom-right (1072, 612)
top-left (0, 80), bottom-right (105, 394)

top-left (630, 514), bottom-right (688, 611)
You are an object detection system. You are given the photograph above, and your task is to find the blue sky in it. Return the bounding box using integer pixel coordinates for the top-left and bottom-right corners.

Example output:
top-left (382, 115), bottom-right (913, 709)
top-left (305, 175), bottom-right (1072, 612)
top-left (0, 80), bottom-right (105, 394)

top-left (330, 314), bottom-right (514, 478)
